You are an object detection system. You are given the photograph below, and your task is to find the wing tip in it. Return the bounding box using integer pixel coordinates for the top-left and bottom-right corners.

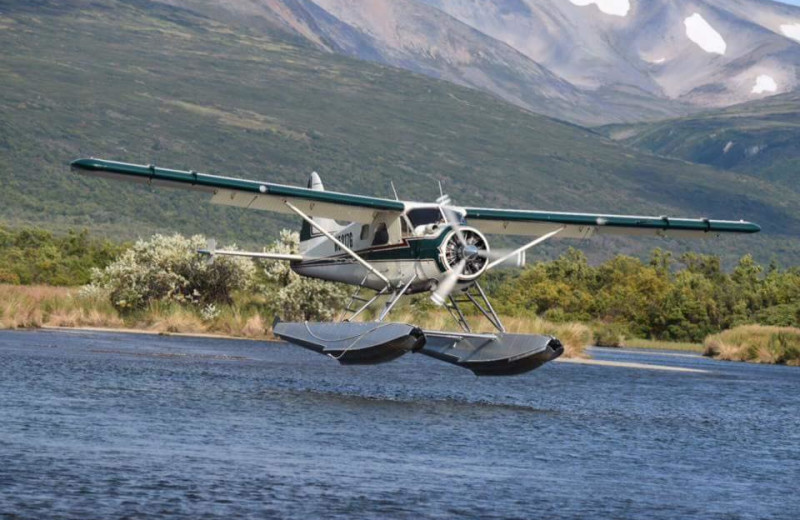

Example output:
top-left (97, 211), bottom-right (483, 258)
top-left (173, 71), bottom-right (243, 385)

top-left (70, 157), bottom-right (95, 172)
top-left (744, 222), bottom-right (761, 234)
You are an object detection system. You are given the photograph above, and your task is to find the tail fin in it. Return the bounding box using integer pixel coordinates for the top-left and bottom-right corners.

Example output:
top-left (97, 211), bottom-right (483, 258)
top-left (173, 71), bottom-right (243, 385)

top-left (300, 171), bottom-right (342, 242)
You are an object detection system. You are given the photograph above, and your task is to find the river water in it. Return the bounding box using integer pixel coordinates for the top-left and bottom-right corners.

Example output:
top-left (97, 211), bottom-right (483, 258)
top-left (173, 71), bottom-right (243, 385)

top-left (0, 329), bottom-right (797, 519)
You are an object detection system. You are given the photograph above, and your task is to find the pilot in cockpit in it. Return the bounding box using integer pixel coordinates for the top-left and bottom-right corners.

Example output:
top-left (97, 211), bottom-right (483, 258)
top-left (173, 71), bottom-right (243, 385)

top-left (404, 206), bottom-right (464, 236)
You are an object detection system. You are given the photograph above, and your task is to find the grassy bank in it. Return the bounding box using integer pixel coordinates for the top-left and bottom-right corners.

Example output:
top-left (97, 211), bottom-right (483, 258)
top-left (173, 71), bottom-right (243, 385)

top-left (617, 339), bottom-right (705, 353)
top-left (704, 325), bottom-right (800, 365)
top-left (0, 285), bottom-right (275, 340)
top-left (6, 285), bottom-right (798, 365)
top-left (0, 285), bottom-right (592, 357)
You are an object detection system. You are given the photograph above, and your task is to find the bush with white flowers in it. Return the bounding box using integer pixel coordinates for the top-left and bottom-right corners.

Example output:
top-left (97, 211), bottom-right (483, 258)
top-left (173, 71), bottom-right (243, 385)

top-left (87, 234), bottom-right (256, 312)
top-left (261, 230), bottom-right (348, 321)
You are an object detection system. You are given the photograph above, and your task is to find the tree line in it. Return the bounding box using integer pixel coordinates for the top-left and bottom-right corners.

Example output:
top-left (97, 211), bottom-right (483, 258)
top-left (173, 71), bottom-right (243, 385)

top-left (0, 226), bottom-right (797, 342)
top-left (490, 248), bottom-right (799, 343)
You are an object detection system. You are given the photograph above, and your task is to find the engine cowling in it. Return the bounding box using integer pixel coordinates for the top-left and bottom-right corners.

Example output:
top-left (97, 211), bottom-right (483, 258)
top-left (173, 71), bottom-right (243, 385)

top-left (439, 227), bottom-right (489, 281)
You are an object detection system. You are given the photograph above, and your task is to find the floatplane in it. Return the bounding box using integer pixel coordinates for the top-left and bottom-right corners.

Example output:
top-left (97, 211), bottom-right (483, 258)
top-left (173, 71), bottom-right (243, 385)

top-left (70, 158), bottom-right (760, 375)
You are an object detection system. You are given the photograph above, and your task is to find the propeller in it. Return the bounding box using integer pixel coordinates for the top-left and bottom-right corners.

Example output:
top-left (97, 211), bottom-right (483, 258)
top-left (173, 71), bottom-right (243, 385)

top-left (430, 259), bottom-right (466, 306)
top-left (430, 195), bottom-right (529, 305)
top-left (439, 195), bottom-right (467, 246)
top-left (479, 248), bottom-right (526, 267)
top-left (441, 199), bottom-right (527, 266)
top-left (431, 195), bottom-right (487, 305)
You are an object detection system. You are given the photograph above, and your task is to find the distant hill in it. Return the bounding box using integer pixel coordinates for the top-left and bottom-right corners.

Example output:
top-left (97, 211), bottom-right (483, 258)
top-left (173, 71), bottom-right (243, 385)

top-left (0, 0), bottom-right (798, 264)
top-left (602, 92), bottom-right (800, 195)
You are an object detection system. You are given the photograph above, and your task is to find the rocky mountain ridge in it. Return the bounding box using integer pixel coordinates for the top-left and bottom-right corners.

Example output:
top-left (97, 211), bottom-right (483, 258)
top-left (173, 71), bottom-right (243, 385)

top-left (160, 0), bottom-right (800, 125)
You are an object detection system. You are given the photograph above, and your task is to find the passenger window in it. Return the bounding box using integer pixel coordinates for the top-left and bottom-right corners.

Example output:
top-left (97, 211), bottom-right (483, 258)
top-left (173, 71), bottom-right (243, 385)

top-left (372, 223), bottom-right (389, 246)
top-left (360, 224), bottom-right (370, 240)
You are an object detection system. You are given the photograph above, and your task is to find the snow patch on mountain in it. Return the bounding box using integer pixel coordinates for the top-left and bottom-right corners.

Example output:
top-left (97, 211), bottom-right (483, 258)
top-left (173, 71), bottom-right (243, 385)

top-left (641, 54), bottom-right (667, 64)
top-left (684, 13), bottom-right (727, 55)
top-left (752, 74), bottom-right (777, 94)
top-left (781, 23), bottom-right (800, 42)
top-left (569, 0), bottom-right (630, 17)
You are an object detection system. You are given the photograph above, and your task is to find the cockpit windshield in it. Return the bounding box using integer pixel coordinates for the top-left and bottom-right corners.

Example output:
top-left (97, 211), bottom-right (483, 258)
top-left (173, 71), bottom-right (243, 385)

top-left (408, 206), bottom-right (469, 227)
top-left (406, 207), bottom-right (445, 227)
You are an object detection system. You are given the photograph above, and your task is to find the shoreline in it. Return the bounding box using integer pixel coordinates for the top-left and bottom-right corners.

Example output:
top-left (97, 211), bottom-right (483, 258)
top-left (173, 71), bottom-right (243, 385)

top-left (39, 325), bottom-right (264, 341)
top-left (20, 325), bottom-right (709, 372)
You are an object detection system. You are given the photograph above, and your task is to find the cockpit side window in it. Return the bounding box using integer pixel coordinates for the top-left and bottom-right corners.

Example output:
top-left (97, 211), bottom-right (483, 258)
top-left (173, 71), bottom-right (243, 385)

top-left (372, 223), bottom-right (389, 246)
top-left (400, 217), bottom-right (411, 236)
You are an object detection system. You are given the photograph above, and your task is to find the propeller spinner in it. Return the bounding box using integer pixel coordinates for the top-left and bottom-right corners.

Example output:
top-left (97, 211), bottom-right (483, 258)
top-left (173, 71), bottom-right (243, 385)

top-left (442, 227), bottom-right (489, 280)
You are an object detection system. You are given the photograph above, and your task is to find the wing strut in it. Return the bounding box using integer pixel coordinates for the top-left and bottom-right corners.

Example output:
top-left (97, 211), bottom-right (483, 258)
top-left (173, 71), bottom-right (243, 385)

top-left (284, 201), bottom-right (392, 288)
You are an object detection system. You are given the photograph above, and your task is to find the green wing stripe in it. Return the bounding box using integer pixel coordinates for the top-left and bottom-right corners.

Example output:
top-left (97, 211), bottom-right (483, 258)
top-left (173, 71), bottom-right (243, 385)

top-left (464, 208), bottom-right (760, 234)
top-left (71, 158), bottom-right (406, 212)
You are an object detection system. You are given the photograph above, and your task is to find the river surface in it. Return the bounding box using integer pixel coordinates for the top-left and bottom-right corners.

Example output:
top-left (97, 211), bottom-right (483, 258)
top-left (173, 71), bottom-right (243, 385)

top-left (0, 329), bottom-right (798, 519)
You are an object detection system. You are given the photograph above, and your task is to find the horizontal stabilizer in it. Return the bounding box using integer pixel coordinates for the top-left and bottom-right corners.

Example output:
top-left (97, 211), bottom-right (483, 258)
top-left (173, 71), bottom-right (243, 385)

top-left (197, 248), bottom-right (303, 262)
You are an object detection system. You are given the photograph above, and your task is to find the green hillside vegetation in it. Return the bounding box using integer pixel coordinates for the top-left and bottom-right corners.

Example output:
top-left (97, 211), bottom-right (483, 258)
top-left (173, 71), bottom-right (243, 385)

top-left (603, 92), bottom-right (800, 193)
top-left (0, 1), bottom-right (798, 264)
top-left (490, 248), bottom-right (800, 343)
top-left (2, 226), bottom-right (796, 347)
top-left (0, 225), bottom-right (123, 285)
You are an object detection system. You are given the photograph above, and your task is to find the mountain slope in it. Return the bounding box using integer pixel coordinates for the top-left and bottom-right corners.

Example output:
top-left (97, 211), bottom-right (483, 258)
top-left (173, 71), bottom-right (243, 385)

top-left (0, 0), bottom-right (797, 263)
top-left (154, 0), bottom-right (614, 125)
top-left (173, 0), bottom-right (800, 125)
top-left (419, 0), bottom-right (800, 106)
top-left (602, 92), bottom-right (800, 193)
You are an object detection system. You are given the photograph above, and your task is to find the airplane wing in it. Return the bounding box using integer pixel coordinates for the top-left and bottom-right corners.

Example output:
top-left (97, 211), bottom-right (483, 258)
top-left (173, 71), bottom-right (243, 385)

top-left (463, 207), bottom-right (760, 239)
top-left (70, 158), bottom-right (404, 224)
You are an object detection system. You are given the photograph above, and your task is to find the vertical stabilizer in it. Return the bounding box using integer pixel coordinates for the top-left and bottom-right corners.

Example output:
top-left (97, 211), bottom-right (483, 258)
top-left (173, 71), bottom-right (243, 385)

top-left (300, 171), bottom-right (343, 243)
top-left (308, 171), bottom-right (324, 191)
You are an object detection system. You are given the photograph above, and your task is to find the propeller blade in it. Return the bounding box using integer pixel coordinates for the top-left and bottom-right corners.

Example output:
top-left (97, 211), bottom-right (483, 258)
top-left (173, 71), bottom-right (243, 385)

top-left (441, 205), bottom-right (466, 246)
top-left (430, 260), bottom-right (466, 306)
top-left (477, 248), bottom-right (526, 267)
top-left (485, 227), bottom-right (564, 271)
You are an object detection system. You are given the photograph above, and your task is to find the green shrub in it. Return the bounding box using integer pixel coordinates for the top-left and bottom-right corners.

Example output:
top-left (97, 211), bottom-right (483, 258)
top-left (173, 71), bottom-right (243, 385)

top-left (491, 249), bottom-right (800, 343)
top-left (87, 234), bottom-right (256, 312)
top-left (0, 226), bottom-right (123, 285)
top-left (260, 230), bottom-right (348, 321)
top-left (592, 322), bottom-right (629, 347)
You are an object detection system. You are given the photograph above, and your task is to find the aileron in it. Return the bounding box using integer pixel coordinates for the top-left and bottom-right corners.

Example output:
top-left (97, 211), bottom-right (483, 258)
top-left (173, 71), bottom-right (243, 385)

top-left (464, 207), bottom-right (760, 238)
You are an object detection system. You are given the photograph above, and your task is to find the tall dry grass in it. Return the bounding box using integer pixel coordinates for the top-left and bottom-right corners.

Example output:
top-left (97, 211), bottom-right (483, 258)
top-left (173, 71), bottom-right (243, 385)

top-left (0, 285), bottom-right (274, 340)
top-left (0, 284), bottom-right (51, 328)
top-left (1, 285), bottom-right (590, 356)
top-left (206, 307), bottom-right (272, 339)
top-left (704, 325), bottom-right (800, 366)
top-left (0, 284), bottom-right (128, 329)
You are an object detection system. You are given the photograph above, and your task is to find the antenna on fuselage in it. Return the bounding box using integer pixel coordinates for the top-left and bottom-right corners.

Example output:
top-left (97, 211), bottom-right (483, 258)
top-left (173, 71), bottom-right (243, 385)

top-left (390, 180), bottom-right (399, 201)
top-left (438, 180), bottom-right (445, 199)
